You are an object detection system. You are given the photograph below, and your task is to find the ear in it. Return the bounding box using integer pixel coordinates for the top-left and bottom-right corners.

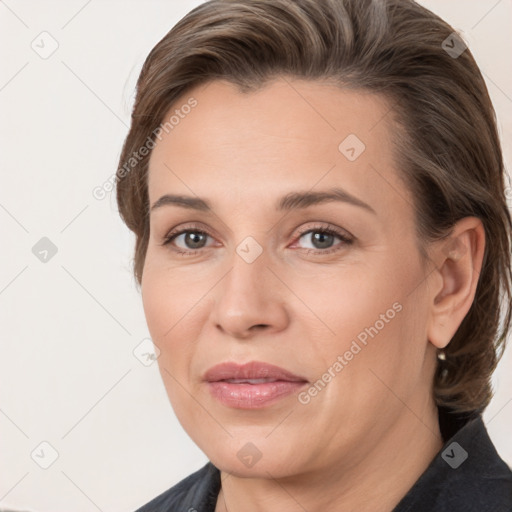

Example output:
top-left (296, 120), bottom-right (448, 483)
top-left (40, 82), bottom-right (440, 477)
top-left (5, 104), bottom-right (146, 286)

top-left (427, 217), bottom-right (486, 350)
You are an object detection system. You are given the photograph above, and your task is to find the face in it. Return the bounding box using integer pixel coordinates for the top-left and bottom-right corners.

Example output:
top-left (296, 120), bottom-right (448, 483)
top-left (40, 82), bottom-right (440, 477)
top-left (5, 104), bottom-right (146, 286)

top-left (142, 78), bottom-right (439, 478)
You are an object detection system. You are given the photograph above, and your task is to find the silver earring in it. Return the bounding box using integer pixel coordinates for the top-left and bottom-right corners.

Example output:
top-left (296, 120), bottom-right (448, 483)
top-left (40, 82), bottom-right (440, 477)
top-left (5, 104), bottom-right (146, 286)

top-left (438, 349), bottom-right (448, 380)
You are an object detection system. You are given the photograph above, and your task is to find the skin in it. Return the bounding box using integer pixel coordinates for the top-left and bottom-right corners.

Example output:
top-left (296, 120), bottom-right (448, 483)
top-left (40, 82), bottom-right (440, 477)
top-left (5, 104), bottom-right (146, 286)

top-left (142, 77), bottom-right (485, 512)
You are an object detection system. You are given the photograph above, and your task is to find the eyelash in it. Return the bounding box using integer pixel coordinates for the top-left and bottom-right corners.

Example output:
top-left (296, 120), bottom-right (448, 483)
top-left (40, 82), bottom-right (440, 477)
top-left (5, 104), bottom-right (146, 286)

top-left (161, 223), bottom-right (354, 257)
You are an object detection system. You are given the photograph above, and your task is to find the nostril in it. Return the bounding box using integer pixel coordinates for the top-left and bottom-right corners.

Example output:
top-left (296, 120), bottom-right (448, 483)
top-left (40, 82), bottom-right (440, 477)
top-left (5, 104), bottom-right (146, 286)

top-left (252, 324), bottom-right (269, 330)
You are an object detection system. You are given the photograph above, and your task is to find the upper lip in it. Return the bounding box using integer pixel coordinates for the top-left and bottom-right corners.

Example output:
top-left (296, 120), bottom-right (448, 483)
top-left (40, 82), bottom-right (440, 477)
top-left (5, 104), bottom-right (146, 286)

top-left (203, 361), bottom-right (308, 383)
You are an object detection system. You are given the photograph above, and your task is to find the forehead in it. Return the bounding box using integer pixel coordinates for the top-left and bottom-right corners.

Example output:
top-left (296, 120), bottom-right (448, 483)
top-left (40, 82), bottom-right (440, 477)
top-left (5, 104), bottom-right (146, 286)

top-left (147, 78), bottom-right (411, 217)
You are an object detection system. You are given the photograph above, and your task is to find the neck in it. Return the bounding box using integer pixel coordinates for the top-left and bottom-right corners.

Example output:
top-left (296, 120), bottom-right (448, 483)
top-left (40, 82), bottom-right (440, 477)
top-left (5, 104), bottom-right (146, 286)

top-left (215, 403), bottom-right (443, 512)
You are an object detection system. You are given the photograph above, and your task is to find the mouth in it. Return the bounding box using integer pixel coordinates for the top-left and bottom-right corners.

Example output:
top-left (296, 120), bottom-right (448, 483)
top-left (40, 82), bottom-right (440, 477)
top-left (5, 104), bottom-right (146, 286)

top-left (203, 361), bottom-right (309, 409)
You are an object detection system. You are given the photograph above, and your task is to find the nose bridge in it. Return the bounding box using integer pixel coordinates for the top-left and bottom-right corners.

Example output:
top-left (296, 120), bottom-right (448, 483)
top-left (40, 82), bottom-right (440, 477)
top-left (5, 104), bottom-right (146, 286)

top-left (224, 235), bottom-right (270, 303)
top-left (211, 234), bottom-right (287, 336)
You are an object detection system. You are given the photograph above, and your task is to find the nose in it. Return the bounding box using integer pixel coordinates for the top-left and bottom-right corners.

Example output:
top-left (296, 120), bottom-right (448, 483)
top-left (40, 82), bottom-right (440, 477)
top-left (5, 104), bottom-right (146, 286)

top-left (210, 247), bottom-right (289, 340)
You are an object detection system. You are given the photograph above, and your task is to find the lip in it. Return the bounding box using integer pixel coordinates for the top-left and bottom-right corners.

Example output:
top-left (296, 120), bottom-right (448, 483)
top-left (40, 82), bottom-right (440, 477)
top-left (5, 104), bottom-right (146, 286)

top-left (203, 361), bottom-right (309, 409)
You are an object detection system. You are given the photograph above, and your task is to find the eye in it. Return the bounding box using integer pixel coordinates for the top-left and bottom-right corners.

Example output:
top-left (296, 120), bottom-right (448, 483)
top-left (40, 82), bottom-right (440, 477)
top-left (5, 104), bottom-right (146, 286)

top-left (161, 224), bottom-right (215, 256)
top-left (293, 223), bottom-right (354, 255)
top-left (160, 222), bottom-right (354, 257)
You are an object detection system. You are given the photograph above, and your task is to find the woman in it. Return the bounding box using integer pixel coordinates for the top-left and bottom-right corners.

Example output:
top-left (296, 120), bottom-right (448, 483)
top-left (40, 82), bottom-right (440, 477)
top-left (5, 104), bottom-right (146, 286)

top-left (116, 0), bottom-right (512, 510)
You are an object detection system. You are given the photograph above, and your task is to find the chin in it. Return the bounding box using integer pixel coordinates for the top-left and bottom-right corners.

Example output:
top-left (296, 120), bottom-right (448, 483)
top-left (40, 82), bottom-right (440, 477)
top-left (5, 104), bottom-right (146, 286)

top-left (201, 435), bottom-right (302, 477)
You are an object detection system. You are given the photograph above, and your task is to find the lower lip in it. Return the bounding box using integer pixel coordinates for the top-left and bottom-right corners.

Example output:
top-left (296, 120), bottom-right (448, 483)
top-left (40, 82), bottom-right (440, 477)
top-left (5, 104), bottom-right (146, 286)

top-left (207, 381), bottom-right (308, 409)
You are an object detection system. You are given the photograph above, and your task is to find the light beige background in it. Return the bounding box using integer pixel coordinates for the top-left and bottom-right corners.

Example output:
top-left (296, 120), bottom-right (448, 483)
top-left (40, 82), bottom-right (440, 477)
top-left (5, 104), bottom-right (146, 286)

top-left (0, 1), bottom-right (511, 511)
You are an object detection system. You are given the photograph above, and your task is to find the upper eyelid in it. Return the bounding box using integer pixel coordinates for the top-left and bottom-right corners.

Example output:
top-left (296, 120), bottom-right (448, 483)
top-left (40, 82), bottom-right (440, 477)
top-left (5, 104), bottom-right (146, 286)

top-left (164, 221), bottom-right (349, 236)
top-left (163, 223), bottom-right (215, 241)
top-left (296, 222), bottom-right (352, 238)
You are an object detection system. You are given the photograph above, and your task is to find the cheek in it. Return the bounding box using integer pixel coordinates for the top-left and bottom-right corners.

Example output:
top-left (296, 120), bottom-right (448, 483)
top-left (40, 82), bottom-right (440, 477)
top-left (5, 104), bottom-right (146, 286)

top-left (300, 261), bottom-right (407, 347)
top-left (141, 264), bottom-right (198, 411)
top-left (141, 260), bottom-right (215, 438)
top-left (141, 251), bottom-right (199, 339)
top-left (340, 257), bottom-right (430, 397)
top-left (141, 270), bottom-right (170, 341)
top-left (309, 249), bottom-right (428, 384)
top-left (140, 260), bottom-right (196, 374)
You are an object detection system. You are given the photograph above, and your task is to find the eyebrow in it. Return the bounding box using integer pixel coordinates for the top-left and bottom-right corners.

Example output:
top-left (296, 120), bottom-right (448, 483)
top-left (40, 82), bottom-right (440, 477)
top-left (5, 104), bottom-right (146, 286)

top-left (150, 187), bottom-right (376, 215)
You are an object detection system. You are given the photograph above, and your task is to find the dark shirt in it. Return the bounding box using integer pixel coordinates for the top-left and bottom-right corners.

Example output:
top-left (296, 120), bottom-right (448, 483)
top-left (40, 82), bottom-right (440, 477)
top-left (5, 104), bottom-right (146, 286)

top-left (134, 408), bottom-right (512, 511)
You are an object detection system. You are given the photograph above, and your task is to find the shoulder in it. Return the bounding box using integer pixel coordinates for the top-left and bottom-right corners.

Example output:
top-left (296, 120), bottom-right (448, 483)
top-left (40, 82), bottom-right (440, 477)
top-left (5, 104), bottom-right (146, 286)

top-left (394, 413), bottom-right (512, 512)
top-left (134, 461), bottom-right (221, 512)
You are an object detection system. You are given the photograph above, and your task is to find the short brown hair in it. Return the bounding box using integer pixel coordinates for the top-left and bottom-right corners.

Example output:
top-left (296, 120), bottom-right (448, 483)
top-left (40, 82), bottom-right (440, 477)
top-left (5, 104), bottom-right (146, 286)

top-left (116, 0), bottom-right (512, 414)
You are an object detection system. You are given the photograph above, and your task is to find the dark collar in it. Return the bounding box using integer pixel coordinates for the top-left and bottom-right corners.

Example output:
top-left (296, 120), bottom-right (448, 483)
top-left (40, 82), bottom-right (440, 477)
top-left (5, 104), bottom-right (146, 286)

top-left (437, 404), bottom-right (478, 442)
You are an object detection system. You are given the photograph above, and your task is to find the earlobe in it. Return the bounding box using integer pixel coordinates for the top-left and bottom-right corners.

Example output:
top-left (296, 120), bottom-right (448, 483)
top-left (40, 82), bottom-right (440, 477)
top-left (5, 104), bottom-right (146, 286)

top-left (427, 217), bottom-right (486, 350)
